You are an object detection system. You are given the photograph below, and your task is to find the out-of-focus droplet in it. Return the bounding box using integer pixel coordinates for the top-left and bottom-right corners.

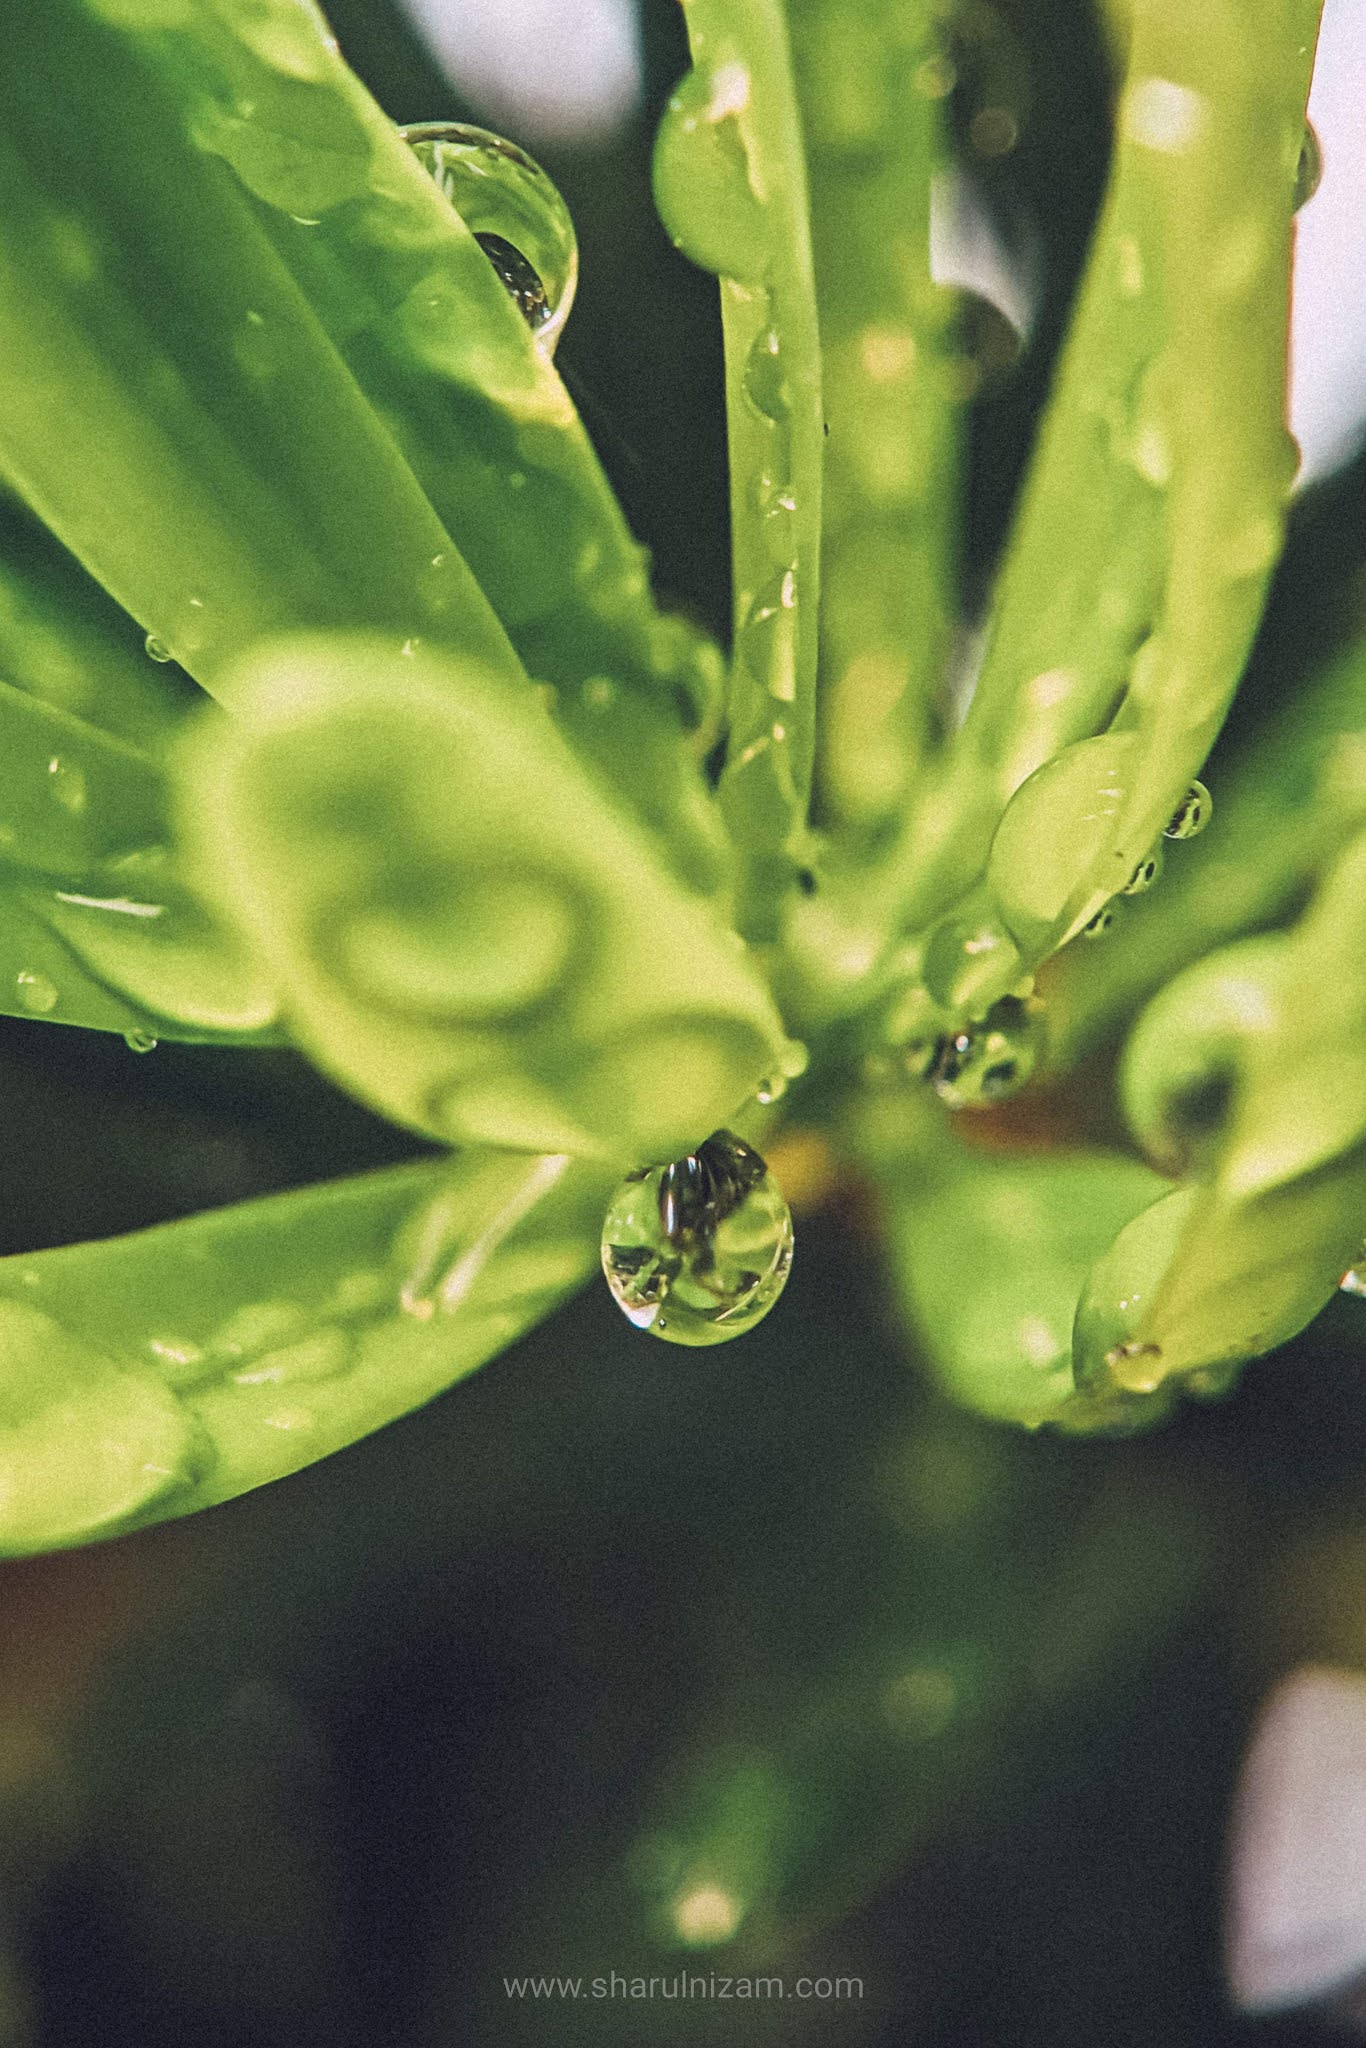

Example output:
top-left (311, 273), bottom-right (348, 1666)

top-left (1164, 779), bottom-right (1213, 840)
top-left (1103, 1338), bottom-right (1163, 1391)
top-left (930, 994), bottom-right (1041, 1109)
top-left (15, 971), bottom-right (58, 1016)
top-left (402, 120), bottom-right (578, 351)
top-left (601, 1129), bottom-right (793, 1346)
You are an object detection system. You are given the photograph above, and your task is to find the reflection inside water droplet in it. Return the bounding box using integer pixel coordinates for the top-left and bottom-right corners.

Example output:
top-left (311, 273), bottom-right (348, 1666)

top-left (401, 121), bottom-right (578, 352)
top-left (124, 1029), bottom-right (158, 1053)
top-left (930, 994), bottom-right (1041, 1110)
top-left (1122, 849), bottom-right (1163, 895)
top-left (1164, 779), bottom-right (1212, 840)
top-left (601, 1129), bottom-right (793, 1346)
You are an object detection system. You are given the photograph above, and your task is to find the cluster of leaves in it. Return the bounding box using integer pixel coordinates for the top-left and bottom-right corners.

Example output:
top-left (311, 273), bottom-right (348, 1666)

top-left (0, 0), bottom-right (1357, 1555)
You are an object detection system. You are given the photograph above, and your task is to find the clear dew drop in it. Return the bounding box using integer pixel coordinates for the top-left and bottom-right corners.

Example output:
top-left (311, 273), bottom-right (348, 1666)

top-left (600, 1129), bottom-right (793, 1347)
top-left (929, 995), bottom-right (1042, 1111)
top-left (16, 971), bottom-right (58, 1016)
top-left (144, 633), bottom-right (173, 664)
top-left (123, 1029), bottom-right (158, 1053)
top-left (401, 121), bottom-right (578, 353)
top-left (744, 328), bottom-right (787, 421)
top-left (652, 64), bottom-right (770, 286)
top-left (1342, 1245), bottom-right (1366, 1298)
top-left (1104, 1339), bottom-right (1164, 1393)
top-left (1164, 779), bottom-right (1212, 840)
top-left (1122, 848), bottom-right (1164, 895)
top-left (1294, 120), bottom-right (1322, 211)
top-left (1082, 904), bottom-right (1116, 939)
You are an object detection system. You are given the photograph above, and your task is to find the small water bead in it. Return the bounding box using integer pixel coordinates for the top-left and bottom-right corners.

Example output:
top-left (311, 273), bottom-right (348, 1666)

top-left (652, 64), bottom-right (771, 286)
top-left (1104, 1339), bottom-right (1164, 1393)
top-left (744, 328), bottom-right (786, 421)
top-left (1294, 121), bottom-right (1323, 211)
top-left (1164, 779), bottom-right (1212, 840)
top-left (930, 995), bottom-right (1041, 1110)
top-left (756, 1074), bottom-right (786, 1106)
top-left (144, 633), bottom-right (173, 663)
top-left (1341, 1264), bottom-right (1366, 1299)
top-left (1122, 848), bottom-right (1164, 895)
top-left (124, 1029), bottom-right (158, 1053)
top-left (16, 971), bottom-right (58, 1015)
top-left (402, 122), bottom-right (578, 353)
top-left (601, 1129), bottom-right (793, 1347)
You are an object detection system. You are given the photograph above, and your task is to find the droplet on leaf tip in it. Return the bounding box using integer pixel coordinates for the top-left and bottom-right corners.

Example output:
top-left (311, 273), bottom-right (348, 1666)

top-left (601, 1129), bottom-right (792, 1346)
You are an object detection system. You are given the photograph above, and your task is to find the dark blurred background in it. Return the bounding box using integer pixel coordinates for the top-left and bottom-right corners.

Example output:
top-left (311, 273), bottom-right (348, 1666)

top-left (3, 1), bottom-right (1366, 2042)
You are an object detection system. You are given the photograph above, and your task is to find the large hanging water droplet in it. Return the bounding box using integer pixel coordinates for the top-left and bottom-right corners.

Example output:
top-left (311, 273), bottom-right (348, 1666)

top-left (1294, 121), bottom-right (1322, 211)
top-left (930, 994), bottom-right (1042, 1110)
top-left (401, 121), bottom-right (578, 353)
top-left (601, 1129), bottom-right (793, 1346)
top-left (1164, 779), bottom-right (1212, 840)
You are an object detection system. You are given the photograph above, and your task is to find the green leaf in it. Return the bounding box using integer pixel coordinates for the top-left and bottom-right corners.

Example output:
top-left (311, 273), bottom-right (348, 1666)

top-left (811, 0), bottom-right (1320, 1001)
top-left (0, 495), bottom-right (196, 753)
top-left (0, 1148), bottom-right (614, 1554)
top-left (180, 636), bottom-right (793, 1159)
top-left (0, 0), bottom-right (520, 695)
top-left (790, 0), bottom-right (958, 834)
top-left (885, 1146), bottom-right (1169, 1427)
top-left (656, 0), bottom-right (825, 934)
top-left (1076, 825), bottom-right (1366, 1390)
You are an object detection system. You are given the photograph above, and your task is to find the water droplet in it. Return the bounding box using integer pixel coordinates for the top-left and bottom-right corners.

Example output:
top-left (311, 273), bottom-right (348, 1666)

top-left (652, 64), bottom-right (770, 285)
top-left (46, 756), bottom-right (87, 816)
top-left (1082, 905), bottom-right (1116, 939)
top-left (1122, 848), bottom-right (1163, 895)
top-left (1294, 120), bottom-right (1322, 210)
top-left (929, 995), bottom-right (1042, 1110)
top-left (144, 633), bottom-right (173, 663)
top-left (923, 916), bottom-right (1023, 1014)
top-left (1104, 1338), bottom-right (1164, 1392)
top-left (123, 1029), bottom-right (158, 1053)
top-left (1341, 1265), bottom-right (1366, 1298)
top-left (402, 122), bottom-right (578, 353)
top-left (744, 329), bottom-right (787, 419)
top-left (1164, 779), bottom-right (1212, 840)
top-left (15, 971), bottom-right (58, 1015)
top-left (601, 1129), bottom-right (793, 1346)
top-left (756, 1074), bottom-right (786, 1106)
